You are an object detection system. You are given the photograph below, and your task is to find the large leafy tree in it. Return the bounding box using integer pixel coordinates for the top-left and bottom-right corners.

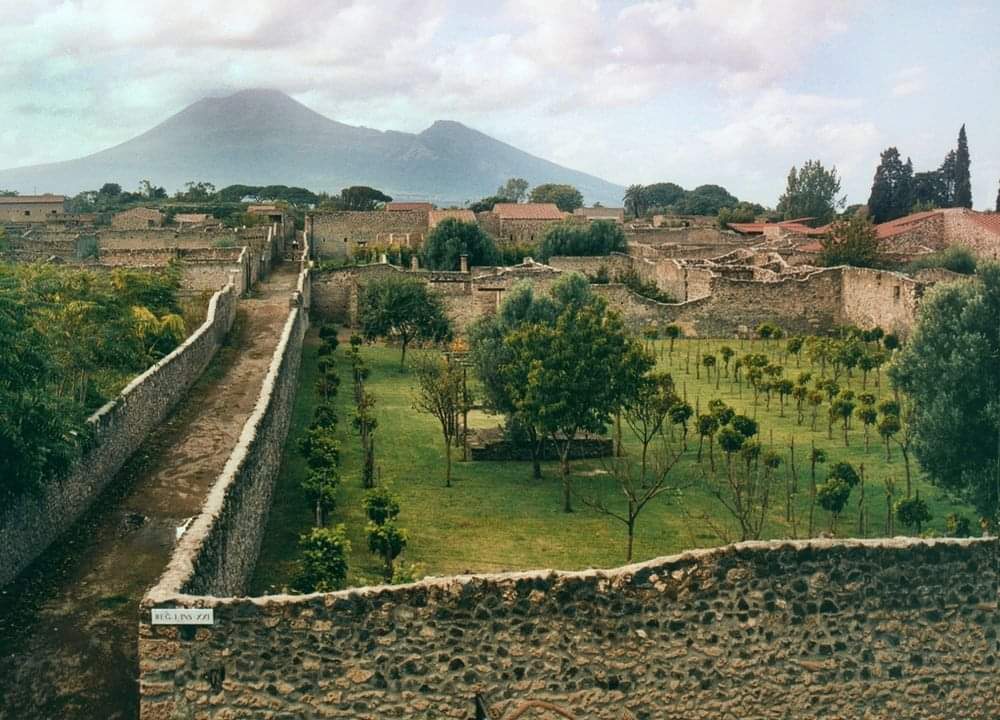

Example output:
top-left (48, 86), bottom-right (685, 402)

top-left (500, 274), bottom-right (652, 512)
top-left (624, 184), bottom-right (647, 218)
top-left (340, 186), bottom-right (392, 211)
top-left (643, 182), bottom-right (687, 210)
top-left (890, 264), bottom-right (1000, 521)
top-left (497, 178), bottom-right (529, 203)
top-left (912, 170), bottom-right (948, 209)
top-left (528, 183), bottom-right (584, 212)
top-left (868, 147), bottom-right (914, 223)
top-left (422, 218), bottom-right (498, 270)
top-left (358, 275), bottom-right (452, 367)
top-left (674, 184), bottom-right (739, 216)
top-left (777, 160), bottom-right (845, 225)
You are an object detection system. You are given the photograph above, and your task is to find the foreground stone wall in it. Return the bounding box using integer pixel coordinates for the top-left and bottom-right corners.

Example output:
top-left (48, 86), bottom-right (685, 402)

top-left (138, 537), bottom-right (1000, 719)
top-left (0, 280), bottom-right (239, 587)
top-left (840, 267), bottom-right (923, 337)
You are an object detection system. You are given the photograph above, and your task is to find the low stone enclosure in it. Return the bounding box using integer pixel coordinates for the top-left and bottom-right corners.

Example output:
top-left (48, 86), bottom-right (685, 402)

top-left (139, 537), bottom-right (1000, 719)
top-left (467, 427), bottom-right (613, 462)
top-left (311, 251), bottom-right (938, 338)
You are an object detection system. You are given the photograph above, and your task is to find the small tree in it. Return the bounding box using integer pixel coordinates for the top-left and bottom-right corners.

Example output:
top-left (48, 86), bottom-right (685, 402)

top-left (808, 447), bottom-right (827, 537)
top-left (816, 478), bottom-right (852, 533)
top-left (367, 522), bottom-right (407, 582)
top-left (669, 401), bottom-right (694, 450)
top-left (623, 372), bottom-right (677, 478)
top-left (358, 275), bottom-right (452, 367)
top-left (696, 413), bottom-right (719, 469)
top-left (831, 394), bottom-right (856, 446)
top-left (412, 354), bottom-right (466, 487)
top-left (820, 214), bottom-right (880, 268)
top-left (296, 525), bottom-right (350, 592)
top-left (664, 325), bottom-right (681, 355)
top-left (719, 345), bottom-right (734, 375)
top-left (895, 493), bottom-right (931, 534)
top-left (363, 485), bottom-right (401, 525)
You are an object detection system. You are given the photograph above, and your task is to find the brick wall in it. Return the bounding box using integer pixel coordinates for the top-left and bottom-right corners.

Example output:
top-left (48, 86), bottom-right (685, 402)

top-left (138, 537), bottom-right (1000, 720)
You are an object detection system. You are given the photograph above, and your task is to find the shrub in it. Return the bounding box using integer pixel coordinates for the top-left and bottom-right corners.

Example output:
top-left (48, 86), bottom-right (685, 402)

top-left (538, 221), bottom-right (626, 261)
top-left (905, 246), bottom-right (977, 275)
top-left (296, 525), bottom-right (350, 592)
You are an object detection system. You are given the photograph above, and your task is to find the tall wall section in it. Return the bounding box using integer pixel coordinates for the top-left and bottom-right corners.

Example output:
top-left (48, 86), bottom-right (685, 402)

top-left (0, 280), bottom-right (239, 587)
top-left (840, 267), bottom-right (923, 337)
top-left (309, 211), bottom-right (428, 258)
top-left (139, 537), bottom-right (1000, 719)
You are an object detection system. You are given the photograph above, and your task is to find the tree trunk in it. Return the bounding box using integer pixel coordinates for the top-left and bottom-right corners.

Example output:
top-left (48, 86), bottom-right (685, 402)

top-left (902, 446), bottom-right (912, 498)
top-left (444, 435), bottom-right (452, 488)
top-left (559, 438), bottom-right (573, 513)
top-left (626, 516), bottom-right (635, 562)
top-left (399, 336), bottom-right (408, 369)
top-left (615, 412), bottom-right (623, 457)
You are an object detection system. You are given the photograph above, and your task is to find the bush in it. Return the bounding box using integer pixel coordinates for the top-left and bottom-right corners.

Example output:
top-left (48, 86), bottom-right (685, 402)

top-left (905, 246), bottom-right (977, 275)
top-left (422, 218), bottom-right (498, 270)
top-left (895, 495), bottom-right (931, 533)
top-left (296, 525), bottom-right (350, 592)
top-left (363, 485), bottom-right (401, 525)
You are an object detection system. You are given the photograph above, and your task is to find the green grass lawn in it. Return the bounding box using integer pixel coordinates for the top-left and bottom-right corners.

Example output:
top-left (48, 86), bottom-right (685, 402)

top-left (251, 332), bottom-right (974, 592)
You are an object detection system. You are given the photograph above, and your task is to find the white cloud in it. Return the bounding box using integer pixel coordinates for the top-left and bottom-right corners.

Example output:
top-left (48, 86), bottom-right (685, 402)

top-left (890, 66), bottom-right (927, 97)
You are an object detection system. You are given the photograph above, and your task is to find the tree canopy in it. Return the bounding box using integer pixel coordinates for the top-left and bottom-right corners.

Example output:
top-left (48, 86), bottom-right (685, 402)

top-left (777, 160), bottom-right (845, 225)
top-left (340, 186), bottom-right (392, 211)
top-left (867, 147), bottom-right (914, 223)
top-left (528, 183), bottom-right (584, 212)
top-left (890, 264), bottom-right (1000, 521)
top-left (358, 275), bottom-right (452, 366)
top-left (537, 220), bottom-right (626, 261)
top-left (496, 178), bottom-right (529, 203)
top-left (820, 214), bottom-right (881, 268)
top-left (422, 218), bottom-right (498, 270)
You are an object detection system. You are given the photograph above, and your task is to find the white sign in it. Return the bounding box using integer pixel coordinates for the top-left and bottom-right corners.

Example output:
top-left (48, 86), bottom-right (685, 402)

top-left (151, 608), bottom-right (214, 625)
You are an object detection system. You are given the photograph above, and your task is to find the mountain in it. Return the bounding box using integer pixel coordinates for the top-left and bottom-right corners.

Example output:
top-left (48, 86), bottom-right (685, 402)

top-left (0, 89), bottom-right (624, 205)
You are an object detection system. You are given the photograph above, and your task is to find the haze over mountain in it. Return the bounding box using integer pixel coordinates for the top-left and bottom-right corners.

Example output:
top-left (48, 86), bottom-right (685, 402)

top-left (0, 89), bottom-right (624, 205)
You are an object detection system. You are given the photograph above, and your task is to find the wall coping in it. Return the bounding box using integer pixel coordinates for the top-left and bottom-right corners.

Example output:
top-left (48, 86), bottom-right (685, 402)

top-left (143, 535), bottom-right (995, 609)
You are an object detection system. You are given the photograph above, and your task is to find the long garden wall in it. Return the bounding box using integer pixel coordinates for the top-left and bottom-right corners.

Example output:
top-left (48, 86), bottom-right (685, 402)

top-left (138, 537), bottom-right (1000, 719)
top-left (0, 278), bottom-right (239, 588)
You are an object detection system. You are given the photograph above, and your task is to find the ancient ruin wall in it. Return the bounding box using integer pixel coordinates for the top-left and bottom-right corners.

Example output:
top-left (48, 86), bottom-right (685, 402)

top-left (840, 267), bottom-right (923, 337)
top-left (310, 211), bottom-right (428, 258)
top-left (138, 537), bottom-right (1000, 720)
top-left (143, 242), bottom-right (312, 603)
top-left (0, 280), bottom-right (239, 587)
top-left (943, 210), bottom-right (1000, 262)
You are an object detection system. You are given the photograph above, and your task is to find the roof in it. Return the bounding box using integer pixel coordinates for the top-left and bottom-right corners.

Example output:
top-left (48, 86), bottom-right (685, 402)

top-left (966, 211), bottom-right (1000, 236)
top-left (428, 209), bottom-right (477, 228)
top-left (385, 202), bottom-right (434, 212)
top-left (874, 210), bottom-right (942, 240)
top-left (0, 194), bottom-right (65, 204)
top-left (174, 213), bottom-right (212, 223)
top-left (493, 203), bottom-right (564, 220)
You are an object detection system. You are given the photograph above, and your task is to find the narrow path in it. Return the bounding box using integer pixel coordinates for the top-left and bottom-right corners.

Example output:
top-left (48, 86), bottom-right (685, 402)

top-left (0, 265), bottom-right (299, 720)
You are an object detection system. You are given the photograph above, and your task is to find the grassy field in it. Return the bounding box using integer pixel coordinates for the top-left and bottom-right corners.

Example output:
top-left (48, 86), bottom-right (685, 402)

top-left (251, 332), bottom-right (973, 592)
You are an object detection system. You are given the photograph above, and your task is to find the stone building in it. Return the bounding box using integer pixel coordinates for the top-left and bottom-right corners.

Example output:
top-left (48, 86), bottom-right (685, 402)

top-left (480, 203), bottom-right (565, 244)
top-left (308, 210), bottom-right (429, 258)
top-left (573, 206), bottom-right (625, 223)
top-left (173, 213), bottom-right (214, 227)
top-left (875, 208), bottom-right (1000, 262)
top-left (111, 207), bottom-right (165, 230)
top-left (0, 194), bottom-right (66, 222)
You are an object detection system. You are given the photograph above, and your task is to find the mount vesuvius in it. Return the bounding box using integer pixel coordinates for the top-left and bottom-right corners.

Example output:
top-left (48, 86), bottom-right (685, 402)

top-left (0, 89), bottom-right (624, 205)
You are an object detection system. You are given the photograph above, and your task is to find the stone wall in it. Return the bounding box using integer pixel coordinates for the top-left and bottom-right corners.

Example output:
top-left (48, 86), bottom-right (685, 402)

top-left (309, 211), bottom-right (428, 259)
top-left (138, 537), bottom-right (1000, 720)
top-left (943, 209), bottom-right (1000, 262)
top-left (0, 280), bottom-right (239, 588)
top-left (142, 241), bottom-right (311, 602)
top-left (840, 267), bottom-right (923, 338)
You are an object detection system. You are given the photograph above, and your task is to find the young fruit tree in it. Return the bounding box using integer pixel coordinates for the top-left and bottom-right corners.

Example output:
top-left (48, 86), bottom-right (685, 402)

top-left (358, 275), bottom-right (452, 367)
top-left (412, 353), bottom-right (467, 487)
top-left (296, 525), bottom-right (350, 592)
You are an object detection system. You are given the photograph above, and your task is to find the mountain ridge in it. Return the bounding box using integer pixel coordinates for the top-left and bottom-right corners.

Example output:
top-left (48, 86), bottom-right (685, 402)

top-left (0, 89), bottom-right (624, 205)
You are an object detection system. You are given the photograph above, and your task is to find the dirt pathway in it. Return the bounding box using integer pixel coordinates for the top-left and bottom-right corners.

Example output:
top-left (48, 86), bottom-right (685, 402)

top-left (0, 265), bottom-right (299, 720)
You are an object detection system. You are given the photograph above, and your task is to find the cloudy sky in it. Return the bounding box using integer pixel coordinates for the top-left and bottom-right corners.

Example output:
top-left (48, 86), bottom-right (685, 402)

top-left (1, 0), bottom-right (998, 208)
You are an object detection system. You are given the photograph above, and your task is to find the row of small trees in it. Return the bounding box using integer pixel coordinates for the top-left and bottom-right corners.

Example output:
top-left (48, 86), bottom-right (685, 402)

top-left (294, 327), bottom-right (410, 591)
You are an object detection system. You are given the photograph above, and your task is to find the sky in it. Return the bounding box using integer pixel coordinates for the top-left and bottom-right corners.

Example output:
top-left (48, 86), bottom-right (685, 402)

top-left (1, 0), bottom-right (998, 208)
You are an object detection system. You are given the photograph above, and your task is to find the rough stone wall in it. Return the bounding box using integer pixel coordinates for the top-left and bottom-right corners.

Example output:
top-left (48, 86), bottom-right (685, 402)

top-left (496, 218), bottom-right (560, 244)
top-left (0, 281), bottom-right (238, 588)
top-left (943, 209), bottom-right (1000, 262)
top-left (138, 537), bottom-right (1000, 720)
top-left (626, 227), bottom-right (736, 247)
top-left (840, 267), bottom-right (922, 337)
top-left (880, 214), bottom-right (946, 257)
top-left (548, 253), bottom-right (634, 279)
top-left (96, 228), bottom-right (242, 249)
top-left (310, 211), bottom-right (428, 258)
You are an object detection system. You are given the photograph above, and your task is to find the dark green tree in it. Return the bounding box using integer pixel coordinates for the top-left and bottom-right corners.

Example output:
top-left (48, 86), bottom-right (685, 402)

top-left (643, 182), bottom-right (687, 210)
top-left (422, 218), bottom-right (498, 270)
top-left (954, 124), bottom-right (972, 209)
top-left (820, 214), bottom-right (881, 268)
top-left (890, 264), bottom-right (1000, 521)
top-left (340, 186), bottom-right (392, 210)
top-left (867, 147), bottom-right (914, 223)
top-left (529, 183), bottom-right (583, 212)
top-left (358, 275), bottom-right (452, 367)
top-left (497, 178), bottom-right (529, 203)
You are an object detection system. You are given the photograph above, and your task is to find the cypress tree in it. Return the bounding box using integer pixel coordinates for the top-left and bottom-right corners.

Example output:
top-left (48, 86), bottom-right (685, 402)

top-left (954, 124), bottom-right (972, 209)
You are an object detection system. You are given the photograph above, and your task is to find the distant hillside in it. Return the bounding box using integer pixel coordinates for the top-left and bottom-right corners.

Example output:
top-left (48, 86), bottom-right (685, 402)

top-left (0, 89), bottom-right (624, 205)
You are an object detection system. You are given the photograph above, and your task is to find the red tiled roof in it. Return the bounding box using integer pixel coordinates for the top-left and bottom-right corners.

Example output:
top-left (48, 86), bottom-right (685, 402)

top-left (385, 202), bottom-right (434, 212)
top-left (967, 211), bottom-right (1000, 236)
top-left (0, 194), bottom-right (65, 204)
top-left (874, 210), bottom-right (942, 239)
top-left (428, 209), bottom-right (477, 228)
top-left (493, 203), bottom-right (564, 220)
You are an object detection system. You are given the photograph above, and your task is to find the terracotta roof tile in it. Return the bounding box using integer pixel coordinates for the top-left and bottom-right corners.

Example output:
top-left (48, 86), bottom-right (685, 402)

top-left (493, 203), bottom-right (564, 220)
top-left (428, 209), bottom-right (477, 228)
top-left (874, 210), bottom-right (942, 239)
top-left (967, 211), bottom-right (1000, 236)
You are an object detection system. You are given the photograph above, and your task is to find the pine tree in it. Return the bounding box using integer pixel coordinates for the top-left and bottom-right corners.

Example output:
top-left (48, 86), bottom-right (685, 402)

top-left (868, 147), bottom-right (914, 222)
top-left (954, 124), bottom-right (972, 209)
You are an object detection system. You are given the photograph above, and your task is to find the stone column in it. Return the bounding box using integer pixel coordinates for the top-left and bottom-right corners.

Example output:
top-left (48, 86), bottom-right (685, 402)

top-left (411, 256), bottom-right (420, 271)
top-left (460, 254), bottom-right (469, 273)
